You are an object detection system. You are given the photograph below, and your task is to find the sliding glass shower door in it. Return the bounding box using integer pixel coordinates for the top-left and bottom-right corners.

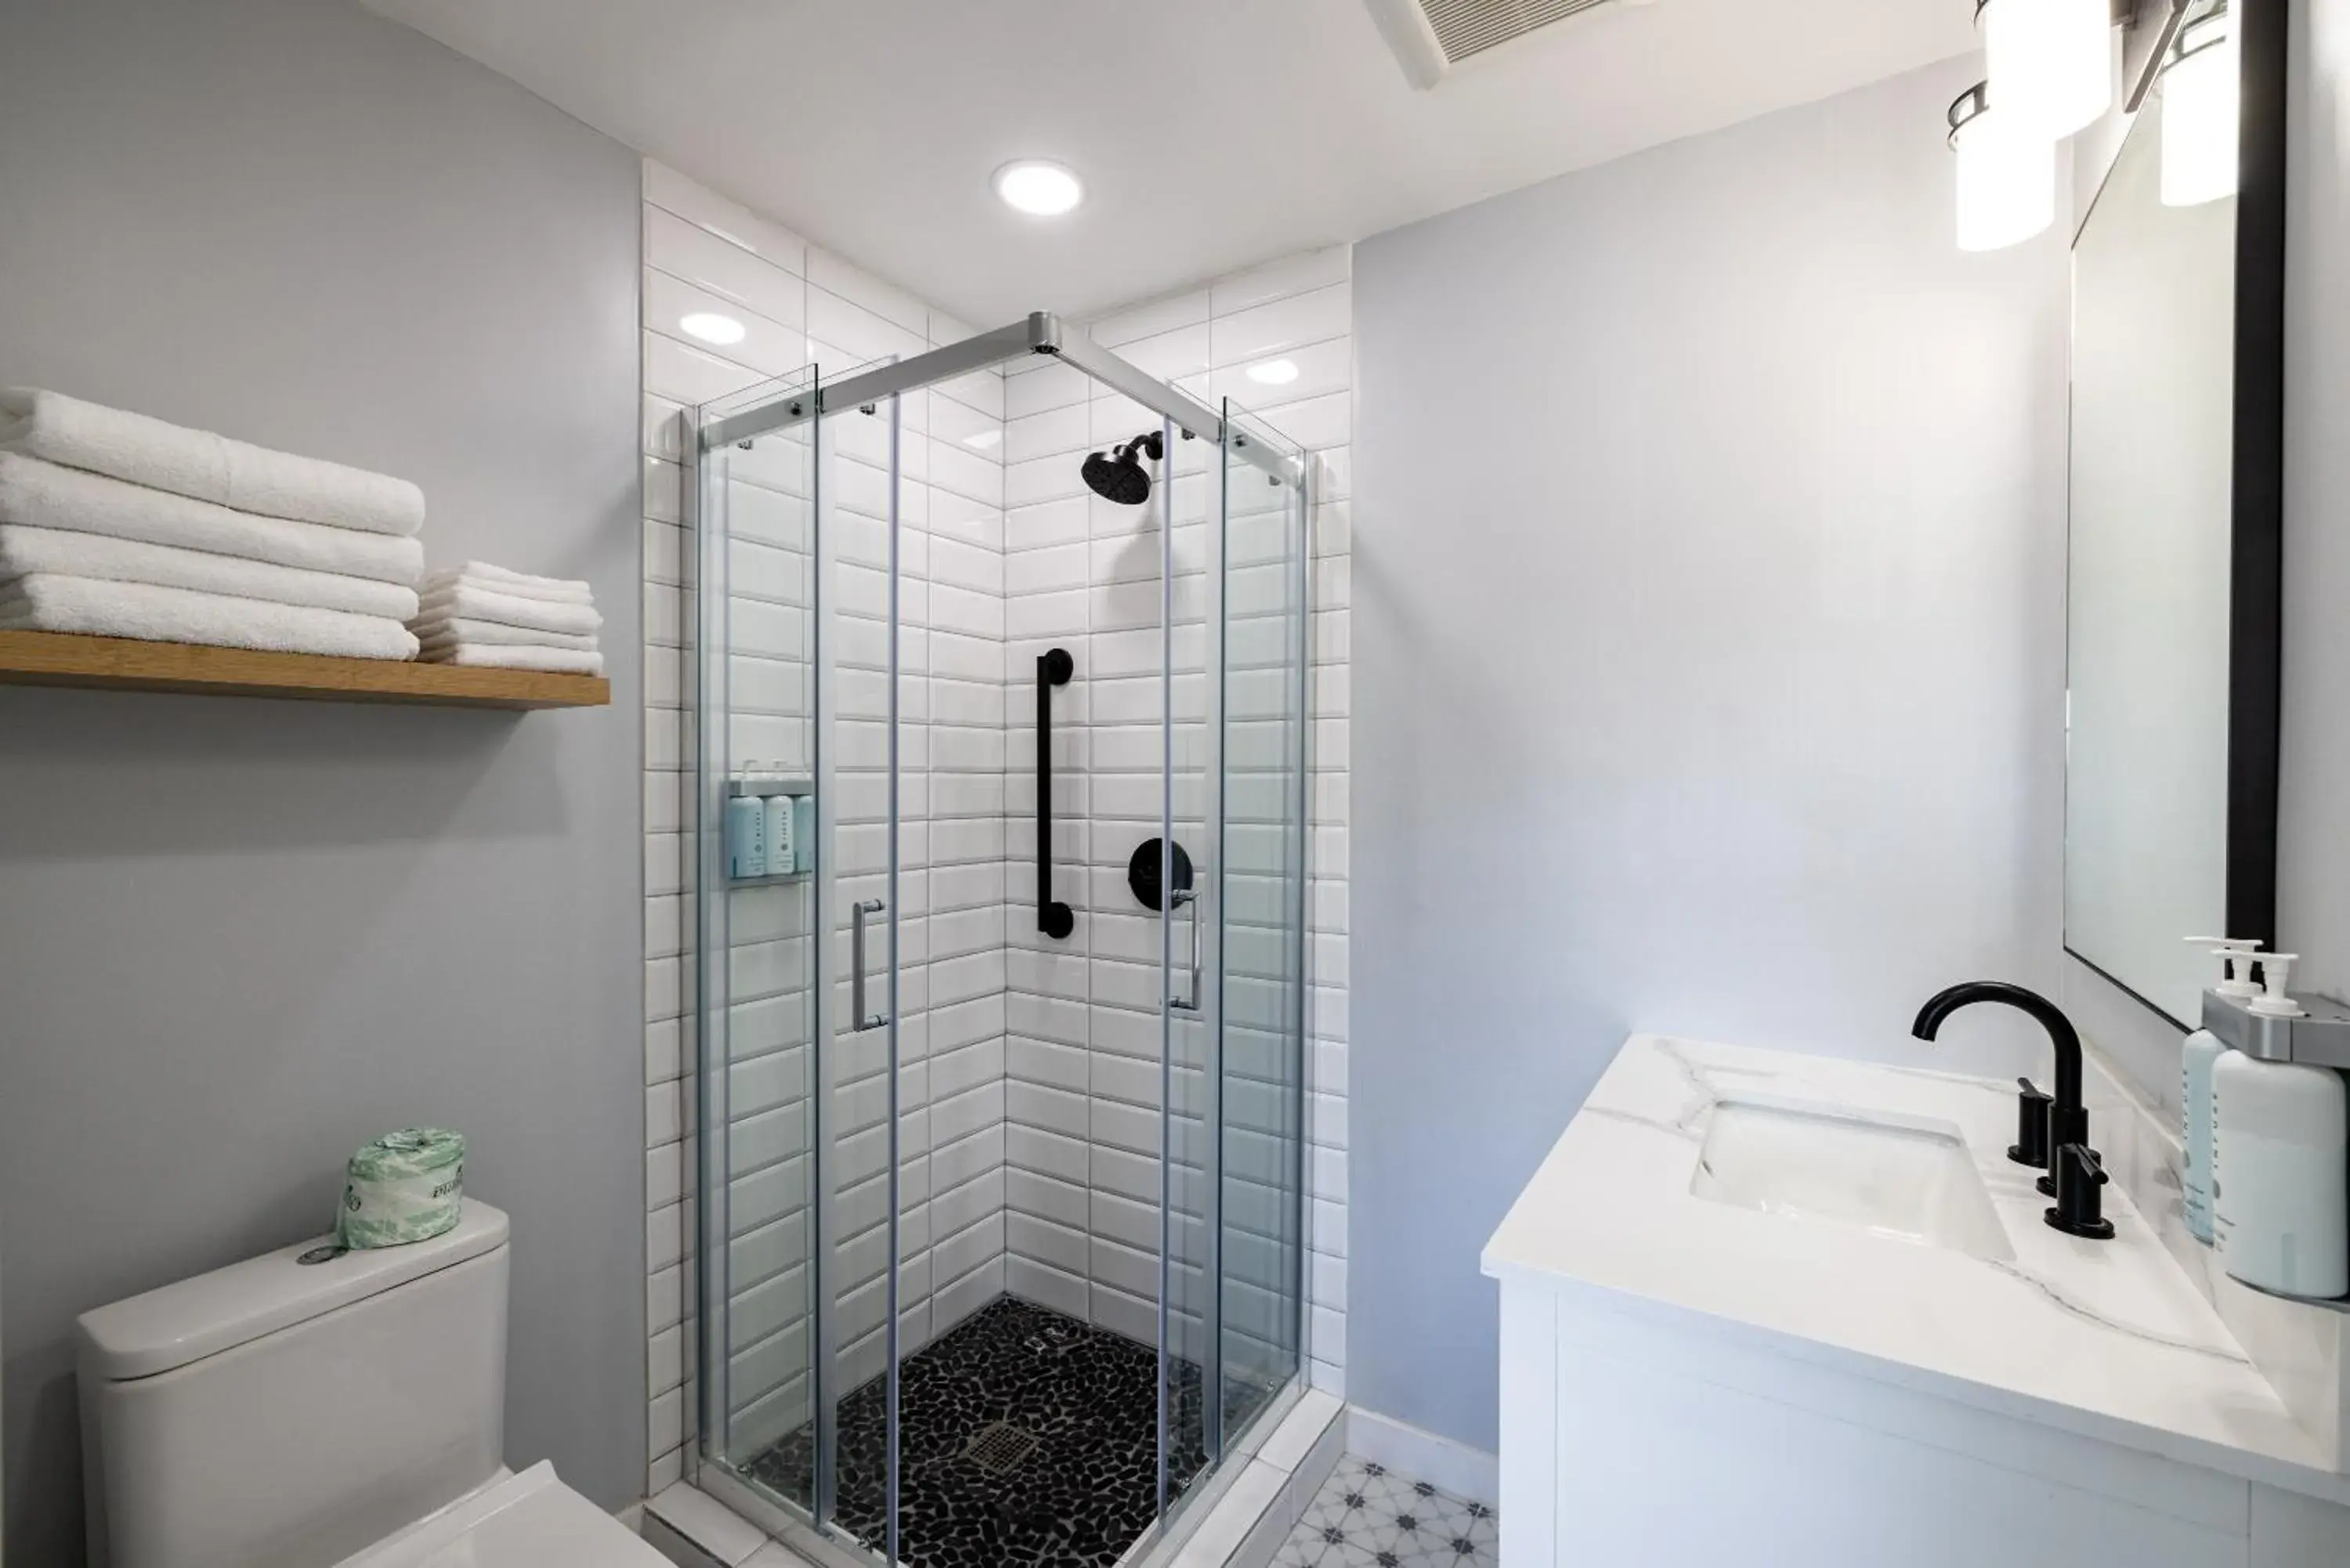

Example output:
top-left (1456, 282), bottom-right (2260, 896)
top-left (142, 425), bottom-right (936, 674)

top-left (694, 362), bottom-right (909, 1553)
top-left (1208, 400), bottom-right (1309, 1448)
top-left (694, 367), bottom-right (825, 1515)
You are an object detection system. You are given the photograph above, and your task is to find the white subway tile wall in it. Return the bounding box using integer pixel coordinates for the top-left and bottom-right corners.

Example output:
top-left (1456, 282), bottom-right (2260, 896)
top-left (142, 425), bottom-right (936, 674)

top-left (1000, 249), bottom-right (1354, 1400)
top-left (639, 158), bottom-right (1353, 1496)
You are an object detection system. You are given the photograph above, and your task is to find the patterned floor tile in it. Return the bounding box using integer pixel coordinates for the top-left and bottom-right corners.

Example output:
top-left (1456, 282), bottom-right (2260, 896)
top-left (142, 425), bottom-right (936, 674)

top-left (1277, 1454), bottom-right (1498, 1568)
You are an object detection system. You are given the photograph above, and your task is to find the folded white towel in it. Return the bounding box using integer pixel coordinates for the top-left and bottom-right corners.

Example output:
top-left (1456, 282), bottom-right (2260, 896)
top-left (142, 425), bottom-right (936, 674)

top-left (0, 574), bottom-right (419, 660)
top-left (0, 523), bottom-right (419, 621)
top-left (420, 642), bottom-right (605, 675)
top-left (414, 580), bottom-right (601, 638)
top-left (0, 453), bottom-right (421, 586)
top-left (410, 615), bottom-right (598, 652)
top-left (424, 562), bottom-right (591, 605)
top-left (0, 388), bottom-right (424, 537)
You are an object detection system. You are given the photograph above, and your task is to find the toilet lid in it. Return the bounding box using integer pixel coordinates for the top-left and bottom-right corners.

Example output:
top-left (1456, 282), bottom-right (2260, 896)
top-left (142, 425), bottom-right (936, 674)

top-left (338, 1461), bottom-right (670, 1568)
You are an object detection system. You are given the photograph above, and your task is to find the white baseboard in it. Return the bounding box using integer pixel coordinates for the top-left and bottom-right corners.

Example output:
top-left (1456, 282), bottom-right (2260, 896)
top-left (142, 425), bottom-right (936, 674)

top-left (1344, 1405), bottom-right (1499, 1506)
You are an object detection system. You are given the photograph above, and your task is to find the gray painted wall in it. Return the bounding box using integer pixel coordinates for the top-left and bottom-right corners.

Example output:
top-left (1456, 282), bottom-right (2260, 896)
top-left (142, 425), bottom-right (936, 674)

top-left (0, 1), bottom-right (644, 1557)
top-left (1349, 56), bottom-right (2070, 1452)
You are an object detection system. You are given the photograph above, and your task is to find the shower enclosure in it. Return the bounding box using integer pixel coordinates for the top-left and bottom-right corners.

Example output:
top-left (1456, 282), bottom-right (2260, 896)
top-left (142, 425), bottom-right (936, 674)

top-left (688, 313), bottom-right (1312, 1568)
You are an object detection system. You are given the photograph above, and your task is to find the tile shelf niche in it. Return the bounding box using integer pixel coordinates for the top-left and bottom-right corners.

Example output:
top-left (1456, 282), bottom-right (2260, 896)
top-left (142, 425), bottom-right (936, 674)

top-left (0, 629), bottom-right (610, 710)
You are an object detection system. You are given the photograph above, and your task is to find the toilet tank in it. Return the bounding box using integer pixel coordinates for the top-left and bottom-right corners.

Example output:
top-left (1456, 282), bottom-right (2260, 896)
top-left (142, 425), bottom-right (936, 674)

top-left (78, 1199), bottom-right (510, 1568)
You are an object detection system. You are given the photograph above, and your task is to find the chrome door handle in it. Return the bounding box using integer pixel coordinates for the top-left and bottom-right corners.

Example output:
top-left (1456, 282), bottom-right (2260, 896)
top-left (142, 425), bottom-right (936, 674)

top-left (1169, 887), bottom-right (1202, 1013)
top-left (851, 897), bottom-right (888, 1031)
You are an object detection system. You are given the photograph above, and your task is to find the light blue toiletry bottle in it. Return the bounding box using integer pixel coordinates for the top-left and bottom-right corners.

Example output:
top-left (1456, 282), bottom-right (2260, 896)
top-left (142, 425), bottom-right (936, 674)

top-left (2183, 938), bottom-right (2264, 1244)
top-left (2182, 1028), bottom-right (2225, 1243)
top-left (725, 793), bottom-right (765, 880)
top-left (792, 793), bottom-right (815, 874)
top-left (763, 789), bottom-right (795, 878)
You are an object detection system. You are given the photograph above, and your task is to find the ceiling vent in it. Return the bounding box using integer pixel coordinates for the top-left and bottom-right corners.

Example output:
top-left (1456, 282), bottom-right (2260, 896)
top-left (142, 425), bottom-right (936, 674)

top-left (1365, 0), bottom-right (1636, 88)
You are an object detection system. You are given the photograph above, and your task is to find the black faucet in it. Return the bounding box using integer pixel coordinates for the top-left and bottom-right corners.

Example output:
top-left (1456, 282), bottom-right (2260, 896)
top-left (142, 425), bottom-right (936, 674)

top-left (1911, 981), bottom-right (2102, 1228)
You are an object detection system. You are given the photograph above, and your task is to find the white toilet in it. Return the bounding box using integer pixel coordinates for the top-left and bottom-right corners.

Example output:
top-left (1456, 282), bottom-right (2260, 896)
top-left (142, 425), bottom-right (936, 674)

top-left (76, 1198), bottom-right (668, 1568)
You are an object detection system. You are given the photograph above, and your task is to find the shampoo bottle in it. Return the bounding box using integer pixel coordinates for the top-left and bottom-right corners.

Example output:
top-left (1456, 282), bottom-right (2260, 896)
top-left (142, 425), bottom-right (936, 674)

top-left (2213, 963), bottom-right (2350, 1299)
top-left (2182, 938), bottom-right (2265, 1245)
top-left (2182, 1029), bottom-right (2225, 1244)
top-left (763, 788), bottom-right (796, 877)
top-left (725, 793), bottom-right (765, 881)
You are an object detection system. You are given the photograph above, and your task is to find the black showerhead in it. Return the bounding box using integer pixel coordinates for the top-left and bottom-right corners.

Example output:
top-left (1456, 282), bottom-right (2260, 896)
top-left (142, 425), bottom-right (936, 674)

top-left (1081, 431), bottom-right (1163, 507)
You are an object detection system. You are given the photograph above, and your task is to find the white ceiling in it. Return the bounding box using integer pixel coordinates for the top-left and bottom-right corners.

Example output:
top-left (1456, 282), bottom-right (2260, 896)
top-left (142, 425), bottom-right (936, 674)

top-left (365, 0), bottom-right (1975, 324)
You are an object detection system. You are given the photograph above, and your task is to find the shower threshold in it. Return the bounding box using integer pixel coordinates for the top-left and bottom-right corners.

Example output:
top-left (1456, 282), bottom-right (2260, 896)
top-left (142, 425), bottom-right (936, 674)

top-left (746, 1296), bottom-right (1273, 1568)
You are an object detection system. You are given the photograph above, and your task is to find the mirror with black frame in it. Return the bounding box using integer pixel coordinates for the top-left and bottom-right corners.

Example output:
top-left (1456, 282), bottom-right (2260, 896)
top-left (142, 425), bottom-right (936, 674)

top-left (2064, 0), bottom-right (2283, 1028)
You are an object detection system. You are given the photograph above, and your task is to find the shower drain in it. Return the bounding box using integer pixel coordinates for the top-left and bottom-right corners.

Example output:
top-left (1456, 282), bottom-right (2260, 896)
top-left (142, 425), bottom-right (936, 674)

top-left (962, 1420), bottom-right (1040, 1477)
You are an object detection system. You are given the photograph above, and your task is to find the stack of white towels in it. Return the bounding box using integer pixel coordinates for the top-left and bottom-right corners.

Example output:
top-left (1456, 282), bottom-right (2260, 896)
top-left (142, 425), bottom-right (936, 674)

top-left (409, 563), bottom-right (603, 675)
top-left (0, 388), bottom-right (425, 658)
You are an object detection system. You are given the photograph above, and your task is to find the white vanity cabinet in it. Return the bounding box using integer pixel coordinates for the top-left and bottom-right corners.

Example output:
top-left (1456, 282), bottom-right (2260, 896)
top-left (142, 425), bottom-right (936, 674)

top-left (1484, 1035), bottom-right (2350, 1568)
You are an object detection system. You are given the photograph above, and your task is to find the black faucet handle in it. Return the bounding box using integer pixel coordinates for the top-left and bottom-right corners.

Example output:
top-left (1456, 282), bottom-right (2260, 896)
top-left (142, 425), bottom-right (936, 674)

top-left (2044, 1142), bottom-right (2115, 1241)
top-left (2037, 1097), bottom-right (2092, 1197)
top-left (2009, 1078), bottom-right (2053, 1169)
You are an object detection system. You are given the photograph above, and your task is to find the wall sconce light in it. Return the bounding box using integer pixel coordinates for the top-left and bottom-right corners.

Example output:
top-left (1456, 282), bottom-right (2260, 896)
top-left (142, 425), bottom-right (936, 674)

top-left (1979, 0), bottom-right (2116, 139)
top-left (2161, 2), bottom-right (2238, 206)
top-left (1949, 82), bottom-right (2056, 251)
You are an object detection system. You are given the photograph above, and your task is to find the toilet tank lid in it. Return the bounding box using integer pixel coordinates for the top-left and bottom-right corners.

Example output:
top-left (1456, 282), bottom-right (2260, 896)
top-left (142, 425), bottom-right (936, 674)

top-left (78, 1198), bottom-right (509, 1382)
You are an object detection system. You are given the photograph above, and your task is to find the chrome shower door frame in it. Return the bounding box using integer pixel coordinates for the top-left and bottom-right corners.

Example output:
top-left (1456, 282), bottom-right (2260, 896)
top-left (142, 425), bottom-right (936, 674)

top-left (689, 315), bottom-right (1310, 1568)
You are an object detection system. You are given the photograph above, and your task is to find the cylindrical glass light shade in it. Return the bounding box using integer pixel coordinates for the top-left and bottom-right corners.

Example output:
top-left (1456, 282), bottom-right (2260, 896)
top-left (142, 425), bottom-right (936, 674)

top-left (1950, 84), bottom-right (2056, 252)
top-left (2162, 9), bottom-right (2239, 207)
top-left (1982, 0), bottom-right (2115, 139)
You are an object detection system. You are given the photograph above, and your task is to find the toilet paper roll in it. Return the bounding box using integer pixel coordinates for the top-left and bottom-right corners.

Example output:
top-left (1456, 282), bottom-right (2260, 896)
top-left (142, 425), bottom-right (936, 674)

top-left (336, 1127), bottom-right (466, 1249)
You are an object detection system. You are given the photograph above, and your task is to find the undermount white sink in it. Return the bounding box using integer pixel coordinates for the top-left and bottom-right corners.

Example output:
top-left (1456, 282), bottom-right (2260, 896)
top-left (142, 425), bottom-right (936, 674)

top-left (1690, 1095), bottom-right (2015, 1262)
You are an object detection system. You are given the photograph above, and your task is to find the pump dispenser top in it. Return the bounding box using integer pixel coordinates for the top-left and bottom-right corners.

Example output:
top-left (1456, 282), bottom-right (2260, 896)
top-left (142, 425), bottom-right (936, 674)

top-left (2186, 935), bottom-right (2264, 999)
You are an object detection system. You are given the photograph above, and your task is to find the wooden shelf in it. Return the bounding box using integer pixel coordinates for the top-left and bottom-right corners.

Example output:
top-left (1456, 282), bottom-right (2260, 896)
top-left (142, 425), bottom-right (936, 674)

top-left (0, 630), bottom-right (609, 710)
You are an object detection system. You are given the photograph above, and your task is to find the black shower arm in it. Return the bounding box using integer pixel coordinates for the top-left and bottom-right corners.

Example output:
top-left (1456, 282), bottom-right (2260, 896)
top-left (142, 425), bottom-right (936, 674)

top-left (1037, 648), bottom-right (1074, 940)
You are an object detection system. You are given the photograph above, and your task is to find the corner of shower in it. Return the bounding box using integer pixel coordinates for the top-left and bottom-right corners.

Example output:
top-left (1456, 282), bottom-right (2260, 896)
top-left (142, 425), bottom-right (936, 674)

top-left (682, 324), bottom-right (1314, 1568)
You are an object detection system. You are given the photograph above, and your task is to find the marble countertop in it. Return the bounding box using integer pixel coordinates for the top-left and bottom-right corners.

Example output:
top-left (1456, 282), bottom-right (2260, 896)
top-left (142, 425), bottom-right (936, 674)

top-left (1480, 1034), bottom-right (2350, 1501)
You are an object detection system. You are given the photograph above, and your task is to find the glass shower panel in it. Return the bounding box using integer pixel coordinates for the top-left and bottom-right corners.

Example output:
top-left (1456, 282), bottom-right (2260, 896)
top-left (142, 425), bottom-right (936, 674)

top-left (696, 369), bottom-right (822, 1515)
top-left (1160, 414), bottom-right (1216, 1508)
top-left (1213, 403), bottom-right (1309, 1445)
top-left (695, 364), bottom-right (908, 1568)
top-left (809, 382), bottom-right (906, 1562)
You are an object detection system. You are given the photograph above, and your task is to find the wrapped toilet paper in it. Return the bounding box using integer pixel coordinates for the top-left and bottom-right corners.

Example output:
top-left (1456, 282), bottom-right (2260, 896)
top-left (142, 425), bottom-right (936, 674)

top-left (336, 1127), bottom-right (466, 1248)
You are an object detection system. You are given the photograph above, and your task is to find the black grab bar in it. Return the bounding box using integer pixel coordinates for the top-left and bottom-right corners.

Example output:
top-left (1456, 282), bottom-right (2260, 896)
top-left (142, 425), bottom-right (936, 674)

top-left (1038, 647), bottom-right (1074, 939)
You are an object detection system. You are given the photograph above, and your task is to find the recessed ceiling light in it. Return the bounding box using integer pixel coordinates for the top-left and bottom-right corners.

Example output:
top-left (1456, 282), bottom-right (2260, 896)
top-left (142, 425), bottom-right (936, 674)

top-left (680, 312), bottom-right (747, 345)
top-left (994, 160), bottom-right (1084, 217)
top-left (1246, 358), bottom-right (1300, 386)
top-left (963, 430), bottom-right (1003, 449)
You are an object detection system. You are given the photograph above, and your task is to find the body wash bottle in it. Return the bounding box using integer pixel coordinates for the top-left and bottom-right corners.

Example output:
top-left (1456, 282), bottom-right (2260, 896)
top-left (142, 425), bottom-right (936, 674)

top-left (763, 787), bottom-right (795, 878)
top-left (725, 793), bottom-right (765, 881)
top-left (2182, 1029), bottom-right (2225, 1243)
top-left (2212, 1050), bottom-right (2350, 1299)
top-left (2183, 938), bottom-right (2264, 1245)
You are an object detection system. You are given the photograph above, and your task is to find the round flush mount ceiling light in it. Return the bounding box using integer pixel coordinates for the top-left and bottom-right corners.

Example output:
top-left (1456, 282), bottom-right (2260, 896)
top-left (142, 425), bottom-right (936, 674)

top-left (1979, 0), bottom-right (2113, 139)
top-left (680, 312), bottom-right (746, 345)
top-left (1948, 82), bottom-right (2055, 252)
top-left (2161, 5), bottom-right (2238, 207)
top-left (993, 160), bottom-right (1084, 216)
top-left (1246, 358), bottom-right (1300, 386)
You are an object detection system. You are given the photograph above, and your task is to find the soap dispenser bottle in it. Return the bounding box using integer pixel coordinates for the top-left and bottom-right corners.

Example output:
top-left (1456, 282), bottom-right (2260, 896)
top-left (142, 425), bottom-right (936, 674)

top-left (2211, 954), bottom-right (2350, 1299)
top-left (725, 788), bottom-right (766, 881)
top-left (2182, 937), bottom-right (2261, 1244)
top-left (763, 769), bottom-right (796, 878)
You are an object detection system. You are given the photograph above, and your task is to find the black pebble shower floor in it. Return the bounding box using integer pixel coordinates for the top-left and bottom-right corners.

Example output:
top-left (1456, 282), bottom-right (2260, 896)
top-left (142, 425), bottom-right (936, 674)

top-left (747, 1296), bottom-right (1270, 1568)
